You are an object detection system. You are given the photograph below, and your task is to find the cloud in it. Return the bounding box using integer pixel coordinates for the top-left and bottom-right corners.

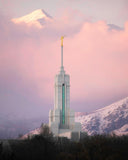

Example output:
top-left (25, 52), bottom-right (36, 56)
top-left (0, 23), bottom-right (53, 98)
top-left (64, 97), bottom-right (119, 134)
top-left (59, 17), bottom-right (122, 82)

top-left (65, 21), bottom-right (128, 109)
top-left (0, 11), bottom-right (128, 119)
top-left (55, 7), bottom-right (90, 23)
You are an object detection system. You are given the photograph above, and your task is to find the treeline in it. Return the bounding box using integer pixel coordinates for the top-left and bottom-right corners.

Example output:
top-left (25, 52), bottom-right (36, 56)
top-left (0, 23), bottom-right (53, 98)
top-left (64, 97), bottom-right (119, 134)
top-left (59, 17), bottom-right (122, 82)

top-left (0, 130), bottom-right (128, 160)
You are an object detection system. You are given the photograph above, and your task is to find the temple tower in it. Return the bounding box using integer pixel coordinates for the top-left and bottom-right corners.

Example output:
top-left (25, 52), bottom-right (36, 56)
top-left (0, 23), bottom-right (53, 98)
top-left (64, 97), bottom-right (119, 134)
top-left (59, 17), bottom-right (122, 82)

top-left (49, 37), bottom-right (81, 140)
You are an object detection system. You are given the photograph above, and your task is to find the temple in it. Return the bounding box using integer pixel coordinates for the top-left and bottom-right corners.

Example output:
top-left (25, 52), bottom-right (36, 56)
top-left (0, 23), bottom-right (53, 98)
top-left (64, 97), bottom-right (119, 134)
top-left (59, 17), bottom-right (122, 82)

top-left (49, 37), bottom-right (81, 140)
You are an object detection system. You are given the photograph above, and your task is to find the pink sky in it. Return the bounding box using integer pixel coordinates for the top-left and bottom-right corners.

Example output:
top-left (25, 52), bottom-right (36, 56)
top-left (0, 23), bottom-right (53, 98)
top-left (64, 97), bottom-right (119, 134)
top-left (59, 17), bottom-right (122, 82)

top-left (0, 4), bottom-right (128, 119)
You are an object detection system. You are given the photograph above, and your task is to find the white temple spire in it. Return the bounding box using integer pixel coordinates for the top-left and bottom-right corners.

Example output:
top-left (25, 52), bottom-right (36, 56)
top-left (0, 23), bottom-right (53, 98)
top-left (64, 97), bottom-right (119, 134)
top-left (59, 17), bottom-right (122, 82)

top-left (60, 36), bottom-right (64, 72)
top-left (49, 36), bottom-right (81, 140)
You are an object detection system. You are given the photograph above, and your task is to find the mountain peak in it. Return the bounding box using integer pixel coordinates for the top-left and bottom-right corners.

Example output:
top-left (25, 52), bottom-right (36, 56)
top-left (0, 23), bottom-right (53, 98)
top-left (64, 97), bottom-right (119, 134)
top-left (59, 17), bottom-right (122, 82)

top-left (76, 97), bottom-right (128, 135)
top-left (12, 9), bottom-right (52, 28)
top-left (40, 9), bottom-right (52, 19)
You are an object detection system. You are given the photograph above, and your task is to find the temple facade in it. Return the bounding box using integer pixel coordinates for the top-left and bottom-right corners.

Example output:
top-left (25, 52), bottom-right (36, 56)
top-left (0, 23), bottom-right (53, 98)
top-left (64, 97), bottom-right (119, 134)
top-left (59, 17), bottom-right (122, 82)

top-left (49, 37), bottom-right (81, 140)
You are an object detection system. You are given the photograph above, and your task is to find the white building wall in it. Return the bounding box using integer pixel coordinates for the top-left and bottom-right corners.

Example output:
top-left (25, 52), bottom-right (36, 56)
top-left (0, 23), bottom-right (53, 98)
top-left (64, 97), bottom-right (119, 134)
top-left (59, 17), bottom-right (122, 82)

top-left (49, 69), bottom-right (81, 139)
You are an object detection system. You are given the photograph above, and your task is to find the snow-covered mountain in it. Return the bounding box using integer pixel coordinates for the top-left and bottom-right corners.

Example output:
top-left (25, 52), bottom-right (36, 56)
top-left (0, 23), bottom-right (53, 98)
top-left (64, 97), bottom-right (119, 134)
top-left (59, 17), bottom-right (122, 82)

top-left (21, 128), bottom-right (41, 139)
top-left (12, 9), bottom-right (53, 28)
top-left (12, 9), bottom-right (123, 32)
top-left (16, 97), bottom-right (128, 139)
top-left (75, 97), bottom-right (128, 135)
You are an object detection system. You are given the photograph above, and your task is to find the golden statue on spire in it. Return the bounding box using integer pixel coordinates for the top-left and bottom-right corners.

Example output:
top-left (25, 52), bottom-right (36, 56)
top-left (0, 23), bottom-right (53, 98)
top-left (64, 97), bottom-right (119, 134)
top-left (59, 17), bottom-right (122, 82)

top-left (61, 36), bottom-right (64, 47)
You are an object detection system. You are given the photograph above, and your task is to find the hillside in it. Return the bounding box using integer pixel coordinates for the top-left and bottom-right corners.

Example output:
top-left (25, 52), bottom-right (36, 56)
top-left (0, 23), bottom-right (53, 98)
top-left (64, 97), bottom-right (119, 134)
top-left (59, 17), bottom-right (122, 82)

top-left (75, 97), bottom-right (128, 135)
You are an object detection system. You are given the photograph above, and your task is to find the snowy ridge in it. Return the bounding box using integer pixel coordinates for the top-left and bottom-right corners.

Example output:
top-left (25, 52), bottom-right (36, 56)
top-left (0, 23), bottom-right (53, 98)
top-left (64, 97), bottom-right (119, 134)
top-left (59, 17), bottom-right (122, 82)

top-left (21, 128), bottom-right (41, 139)
top-left (21, 97), bottom-right (128, 138)
top-left (75, 112), bottom-right (88, 117)
top-left (113, 124), bottom-right (128, 136)
top-left (75, 97), bottom-right (128, 135)
top-left (12, 9), bottom-right (52, 28)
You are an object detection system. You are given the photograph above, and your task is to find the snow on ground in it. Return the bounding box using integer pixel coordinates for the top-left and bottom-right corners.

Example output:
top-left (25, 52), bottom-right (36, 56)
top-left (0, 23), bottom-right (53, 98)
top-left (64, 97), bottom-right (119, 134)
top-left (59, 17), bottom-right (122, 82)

top-left (21, 128), bottom-right (41, 139)
top-left (113, 124), bottom-right (128, 136)
top-left (75, 97), bottom-right (128, 135)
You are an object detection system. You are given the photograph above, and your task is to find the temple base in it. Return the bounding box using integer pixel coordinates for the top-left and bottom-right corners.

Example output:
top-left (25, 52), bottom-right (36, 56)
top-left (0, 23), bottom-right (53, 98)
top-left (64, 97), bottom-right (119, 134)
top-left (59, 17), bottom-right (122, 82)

top-left (49, 108), bottom-right (81, 141)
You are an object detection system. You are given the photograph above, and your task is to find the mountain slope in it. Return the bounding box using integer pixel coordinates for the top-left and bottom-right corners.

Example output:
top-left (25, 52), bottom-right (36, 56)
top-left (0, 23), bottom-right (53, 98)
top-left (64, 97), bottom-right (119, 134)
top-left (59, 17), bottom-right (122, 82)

top-left (22, 97), bottom-right (128, 138)
top-left (113, 124), bottom-right (128, 136)
top-left (8, 97), bottom-right (128, 139)
top-left (12, 9), bottom-right (52, 28)
top-left (75, 97), bottom-right (128, 135)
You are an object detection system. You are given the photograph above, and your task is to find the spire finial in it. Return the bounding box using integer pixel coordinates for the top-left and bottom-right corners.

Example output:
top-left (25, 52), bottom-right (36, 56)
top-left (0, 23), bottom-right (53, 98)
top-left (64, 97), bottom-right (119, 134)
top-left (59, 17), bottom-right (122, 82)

top-left (60, 36), bottom-right (65, 73)
top-left (61, 36), bottom-right (64, 47)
